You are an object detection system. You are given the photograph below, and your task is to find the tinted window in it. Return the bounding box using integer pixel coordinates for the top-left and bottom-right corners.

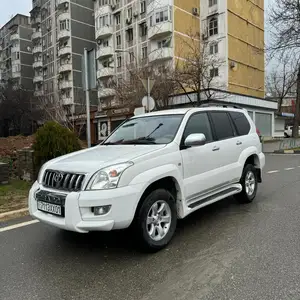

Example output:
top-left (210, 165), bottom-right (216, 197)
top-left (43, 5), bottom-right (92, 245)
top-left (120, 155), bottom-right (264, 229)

top-left (210, 112), bottom-right (234, 140)
top-left (229, 112), bottom-right (250, 136)
top-left (183, 113), bottom-right (213, 142)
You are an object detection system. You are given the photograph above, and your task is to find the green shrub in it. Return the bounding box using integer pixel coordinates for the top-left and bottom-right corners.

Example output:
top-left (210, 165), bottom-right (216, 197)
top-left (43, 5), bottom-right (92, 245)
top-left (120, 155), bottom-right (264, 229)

top-left (33, 121), bottom-right (81, 166)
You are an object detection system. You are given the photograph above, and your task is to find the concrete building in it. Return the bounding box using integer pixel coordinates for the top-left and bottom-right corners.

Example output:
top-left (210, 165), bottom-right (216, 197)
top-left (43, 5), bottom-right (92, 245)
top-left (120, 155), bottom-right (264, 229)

top-left (30, 0), bottom-right (96, 112)
top-left (0, 14), bottom-right (33, 90)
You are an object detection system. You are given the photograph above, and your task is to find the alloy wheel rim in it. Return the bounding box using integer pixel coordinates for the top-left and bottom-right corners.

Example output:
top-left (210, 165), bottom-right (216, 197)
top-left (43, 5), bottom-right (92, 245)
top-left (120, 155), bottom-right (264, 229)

top-left (146, 200), bottom-right (172, 241)
top-left (245, 171), bottom-right (255, 196)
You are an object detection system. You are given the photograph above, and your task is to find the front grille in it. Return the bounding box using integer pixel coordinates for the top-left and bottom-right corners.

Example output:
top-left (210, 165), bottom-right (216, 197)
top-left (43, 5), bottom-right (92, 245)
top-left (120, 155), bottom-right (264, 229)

top-left (42, 170), bottom-right (85, 192)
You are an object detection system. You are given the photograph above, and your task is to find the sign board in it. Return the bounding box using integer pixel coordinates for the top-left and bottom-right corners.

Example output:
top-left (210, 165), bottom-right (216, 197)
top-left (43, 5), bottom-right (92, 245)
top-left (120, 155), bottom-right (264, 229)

top-left (134, 107), bottom-right (146, 116)
top-left (82, 49), bottom-right (97, 91)
top-left (99, 121), bottom-right (108, 138)
top-left (141, 79), bottom-right (155, 93)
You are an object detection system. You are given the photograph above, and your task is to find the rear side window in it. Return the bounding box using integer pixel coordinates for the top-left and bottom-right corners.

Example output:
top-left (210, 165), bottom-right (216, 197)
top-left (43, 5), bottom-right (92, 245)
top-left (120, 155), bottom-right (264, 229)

top-left (229, 112), bottom-right (251, 136)
top-left (210, 112), bottom-right (234, 140)
top-left (183, 113), bottom-right (213, 143)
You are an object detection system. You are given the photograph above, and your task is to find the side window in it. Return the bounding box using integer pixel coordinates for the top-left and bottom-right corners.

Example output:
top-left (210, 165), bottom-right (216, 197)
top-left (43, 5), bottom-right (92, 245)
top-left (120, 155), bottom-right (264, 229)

top-left (229, 112), bottom-right (250, 136)
top-left (183, 113), bottom-right (213, 143)
top-left (210, 112), bottom-right (234, 140)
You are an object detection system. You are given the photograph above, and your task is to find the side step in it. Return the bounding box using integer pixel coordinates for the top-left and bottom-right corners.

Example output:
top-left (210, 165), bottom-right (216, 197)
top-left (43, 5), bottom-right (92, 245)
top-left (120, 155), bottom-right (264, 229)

top-left (188, 184), bottom-right (242, 209)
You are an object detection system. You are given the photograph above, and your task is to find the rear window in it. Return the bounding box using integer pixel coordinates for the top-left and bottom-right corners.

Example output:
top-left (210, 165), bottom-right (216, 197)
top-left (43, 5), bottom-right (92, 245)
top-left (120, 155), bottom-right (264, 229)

top-left (229, 112), bottom-right (250, 136)
top-left (210, 112), bottom-right (235, 140)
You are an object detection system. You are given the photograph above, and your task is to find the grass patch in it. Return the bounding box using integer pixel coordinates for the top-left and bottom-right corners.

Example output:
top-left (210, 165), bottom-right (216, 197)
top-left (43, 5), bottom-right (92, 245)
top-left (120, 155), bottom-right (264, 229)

top-left (0, 180), bottom-right (31, 214)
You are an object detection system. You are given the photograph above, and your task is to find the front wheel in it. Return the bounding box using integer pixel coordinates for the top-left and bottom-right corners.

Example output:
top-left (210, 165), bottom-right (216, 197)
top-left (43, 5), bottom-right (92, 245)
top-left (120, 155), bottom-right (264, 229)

top-left (236, 164), bottom-right (258, 204)
top-left (135, 189), bottom-right (177, 252)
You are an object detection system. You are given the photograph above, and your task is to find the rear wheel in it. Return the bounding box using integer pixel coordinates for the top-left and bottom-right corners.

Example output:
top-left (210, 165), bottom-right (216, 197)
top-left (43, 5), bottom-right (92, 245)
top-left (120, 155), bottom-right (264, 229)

top-left (135, 189), bottom-right (177, 252)
top-left (236, 164), bottom-right (258, 204)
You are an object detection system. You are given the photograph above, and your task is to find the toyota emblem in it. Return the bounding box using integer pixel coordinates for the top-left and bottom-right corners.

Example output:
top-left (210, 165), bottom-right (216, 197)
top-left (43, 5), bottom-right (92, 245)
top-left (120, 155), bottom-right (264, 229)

top-left (53, 172), bottom-right (63, 183)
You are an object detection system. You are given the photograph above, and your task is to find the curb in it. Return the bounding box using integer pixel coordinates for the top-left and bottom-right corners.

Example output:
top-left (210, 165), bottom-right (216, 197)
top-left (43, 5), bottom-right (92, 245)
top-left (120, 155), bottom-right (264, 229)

top-left (0, 208), bottom-right (28, 219)
top-left (274, 150), bottom-right (300, 154)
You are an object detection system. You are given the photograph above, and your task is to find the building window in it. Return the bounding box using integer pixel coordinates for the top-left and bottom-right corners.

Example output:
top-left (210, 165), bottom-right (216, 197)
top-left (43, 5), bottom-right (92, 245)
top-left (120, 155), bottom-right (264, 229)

top-left (210, 67), bottom-right (219, 78)
top-left (140, 0), bottom-right (146, 14)
top-left (99, 0), bottom-right (110, 6)
top-left (116, 34), bottom-right (121, 46)
top-left (115, 13), bottom-right (121, 25)
top-left (96, 15), bottom-right (111, 29)
top-left (155, 9), bottom-right (169, 24)
top-left (127, 7), bottom-right (132, 19)
top-left (102, 39), bottom-right (109, 47)
top-left (117, 56), bottom-right (122, 67)
top-left (16, 52), bottom-right (20, 60)
top-left (158, 39), bottom-right (167, 48)
top-left (209, 0), bottom-right (217, 7)
top-left (140, 22), bottom-right (147, 36)
top-left (208, 17), bottom-right (218, 36)
top-left (129, 51), bottom-right (134, 62)
top-left (60, 19), bottom-right (70, 31)
top-left (142, 46), bottom-right (147, 59)
top-left (209, 43), bottom-right (218, 54)
top-left (127, 28), bottom-right (133, 41)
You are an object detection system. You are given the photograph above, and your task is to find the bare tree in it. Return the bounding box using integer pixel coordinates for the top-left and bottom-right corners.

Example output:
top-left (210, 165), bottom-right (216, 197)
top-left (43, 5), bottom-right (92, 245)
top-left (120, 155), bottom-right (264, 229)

top-left (269, 0), bottom-right (300, 136)
top-left (267, 55), bottom-right (298, 112)
top-left (174, 30), bottom-right (226, 106)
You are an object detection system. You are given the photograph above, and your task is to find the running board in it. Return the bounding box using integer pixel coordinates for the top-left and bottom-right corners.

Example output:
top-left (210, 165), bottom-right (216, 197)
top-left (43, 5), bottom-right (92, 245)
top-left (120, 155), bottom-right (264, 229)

top-left (188, 184), bottom-right (242, 209)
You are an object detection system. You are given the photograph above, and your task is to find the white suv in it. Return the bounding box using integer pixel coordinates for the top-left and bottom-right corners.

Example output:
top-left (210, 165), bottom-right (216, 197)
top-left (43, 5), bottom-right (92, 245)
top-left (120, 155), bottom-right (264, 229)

top-left (29, 107), bottom-right (265, 251)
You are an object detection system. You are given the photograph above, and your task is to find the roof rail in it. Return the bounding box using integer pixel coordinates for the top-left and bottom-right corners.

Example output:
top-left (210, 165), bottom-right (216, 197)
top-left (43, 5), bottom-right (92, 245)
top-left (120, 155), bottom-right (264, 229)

top-left (199, 103), bottom-right (244, 110)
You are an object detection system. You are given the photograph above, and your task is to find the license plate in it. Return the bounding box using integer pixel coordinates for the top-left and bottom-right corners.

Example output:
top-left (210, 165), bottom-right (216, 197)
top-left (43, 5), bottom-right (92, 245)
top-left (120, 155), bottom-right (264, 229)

top-left (37, 201), bottom-right (62, 216)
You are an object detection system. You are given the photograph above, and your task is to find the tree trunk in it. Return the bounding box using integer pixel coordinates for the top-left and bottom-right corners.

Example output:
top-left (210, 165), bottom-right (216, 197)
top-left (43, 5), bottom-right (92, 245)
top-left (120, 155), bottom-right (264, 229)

top-left (292, 66), bottom-right (300, 138)
top-left (197, 92), bottom-right (201, 106)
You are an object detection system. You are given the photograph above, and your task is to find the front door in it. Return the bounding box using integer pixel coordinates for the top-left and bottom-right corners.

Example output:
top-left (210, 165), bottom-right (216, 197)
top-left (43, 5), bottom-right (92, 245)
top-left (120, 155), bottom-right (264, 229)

top-left (180, 112), bottom-right (224, 206)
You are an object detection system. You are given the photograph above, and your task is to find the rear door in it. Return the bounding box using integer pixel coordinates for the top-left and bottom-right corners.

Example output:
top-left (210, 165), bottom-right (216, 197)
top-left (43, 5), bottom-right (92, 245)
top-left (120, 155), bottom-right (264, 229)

top-left (208, 111), bottom-right (241, 185)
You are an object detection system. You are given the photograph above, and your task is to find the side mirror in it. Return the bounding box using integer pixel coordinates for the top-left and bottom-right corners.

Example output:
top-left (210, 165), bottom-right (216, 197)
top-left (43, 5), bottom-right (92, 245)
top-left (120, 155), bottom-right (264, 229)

top-left (184, 133), bottom-right (206, 147)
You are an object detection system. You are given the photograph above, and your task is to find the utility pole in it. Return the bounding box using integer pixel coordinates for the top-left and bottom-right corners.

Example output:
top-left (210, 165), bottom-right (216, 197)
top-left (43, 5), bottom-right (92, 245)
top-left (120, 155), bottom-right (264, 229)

top-left (293, 66), bottom-right (300, 138)
top-left (84, 48), bottom-right (91, 147)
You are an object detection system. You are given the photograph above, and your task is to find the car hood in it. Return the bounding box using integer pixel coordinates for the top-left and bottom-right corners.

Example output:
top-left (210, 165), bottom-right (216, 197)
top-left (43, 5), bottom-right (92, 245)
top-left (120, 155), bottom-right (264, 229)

top-left (43, 144), bottom-right (166, 174)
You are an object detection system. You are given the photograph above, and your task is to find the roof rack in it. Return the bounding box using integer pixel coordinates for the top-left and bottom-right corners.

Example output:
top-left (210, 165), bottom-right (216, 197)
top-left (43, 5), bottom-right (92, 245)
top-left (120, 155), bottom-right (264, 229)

top-left (199, 103), bottom-right (244, 110)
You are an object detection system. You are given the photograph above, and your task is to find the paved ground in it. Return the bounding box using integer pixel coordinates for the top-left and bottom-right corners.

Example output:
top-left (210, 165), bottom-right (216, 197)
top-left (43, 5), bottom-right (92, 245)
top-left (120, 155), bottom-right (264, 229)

top-left (1, 154), bottom-right (300, 300)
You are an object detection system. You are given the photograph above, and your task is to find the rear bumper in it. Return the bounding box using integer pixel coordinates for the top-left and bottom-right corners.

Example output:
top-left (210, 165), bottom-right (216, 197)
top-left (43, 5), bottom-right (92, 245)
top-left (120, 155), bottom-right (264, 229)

top-left (28, 181), bottom-right (143, 233)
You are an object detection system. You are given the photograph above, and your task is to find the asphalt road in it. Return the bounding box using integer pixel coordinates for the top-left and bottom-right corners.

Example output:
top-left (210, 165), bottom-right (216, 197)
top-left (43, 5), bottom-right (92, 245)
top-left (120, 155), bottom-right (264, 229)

top-left (2, 154), bottom-right (300, 300)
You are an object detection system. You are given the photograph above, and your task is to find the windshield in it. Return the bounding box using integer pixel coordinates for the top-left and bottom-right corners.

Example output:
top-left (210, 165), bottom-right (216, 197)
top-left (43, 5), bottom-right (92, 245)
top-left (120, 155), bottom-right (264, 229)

top-left (103, 115), bottom-right (184, 145)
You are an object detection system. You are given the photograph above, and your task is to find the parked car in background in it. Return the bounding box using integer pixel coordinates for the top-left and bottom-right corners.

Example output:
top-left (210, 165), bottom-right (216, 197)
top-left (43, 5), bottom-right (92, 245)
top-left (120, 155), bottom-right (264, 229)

top-left (29, 106), bottom-right (265, 251)
top-left (284, 126), bottom-right (300, 137)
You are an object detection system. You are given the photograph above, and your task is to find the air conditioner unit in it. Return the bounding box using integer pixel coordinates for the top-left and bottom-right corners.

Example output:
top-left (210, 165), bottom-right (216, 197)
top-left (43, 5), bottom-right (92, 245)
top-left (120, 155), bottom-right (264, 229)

top-left (126, 17), bottom-right (132, 24)
top-left (97, 39), bottom-right (102, 45)
top-left (192, 7), bottom-right (199, 16)
top-left (110, 4), bottom-right (116, 10)
top-left (133, 11), bottom-right (138, 18)
top-left (202, 33), bottom-right (208, 40)
top-left (65, 3), bottom-right (69, 8)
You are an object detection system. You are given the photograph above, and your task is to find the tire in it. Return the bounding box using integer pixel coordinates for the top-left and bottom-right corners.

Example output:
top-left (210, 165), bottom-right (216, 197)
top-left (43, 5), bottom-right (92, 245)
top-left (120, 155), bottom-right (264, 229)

top-left (236, 164), bottom-right (258, 204)
top-left (135, 189), bottom-right (177, 252)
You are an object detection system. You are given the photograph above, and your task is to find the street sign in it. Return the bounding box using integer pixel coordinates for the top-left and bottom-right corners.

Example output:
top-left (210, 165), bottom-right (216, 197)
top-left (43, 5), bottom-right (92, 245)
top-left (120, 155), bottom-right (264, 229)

top-left (82, 49), bottom-right (96, 91)
top-left (142, 96), bottom-right (155, 111)
top-left (141, 79), bottom-right (155, 93)
top-left (134, 107), bottom-right (146, 116)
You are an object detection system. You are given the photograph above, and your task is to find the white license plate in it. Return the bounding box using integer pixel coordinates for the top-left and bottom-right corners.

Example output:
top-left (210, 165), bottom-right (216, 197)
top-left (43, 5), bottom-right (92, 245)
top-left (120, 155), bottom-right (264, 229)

top-left (37, 201), bottom-right (62, 216)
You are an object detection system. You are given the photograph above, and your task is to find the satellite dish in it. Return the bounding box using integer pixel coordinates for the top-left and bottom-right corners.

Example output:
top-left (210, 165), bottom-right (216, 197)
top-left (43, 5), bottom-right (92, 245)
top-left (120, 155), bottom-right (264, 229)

top-left (142, 96), bottom-right (155, 112)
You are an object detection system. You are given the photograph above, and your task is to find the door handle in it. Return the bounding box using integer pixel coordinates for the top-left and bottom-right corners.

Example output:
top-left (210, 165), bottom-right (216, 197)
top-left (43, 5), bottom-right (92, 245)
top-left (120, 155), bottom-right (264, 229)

top-left (236, 141), bottom-right (242, 145)
top-left (212, 146), bottom-right (220, 151)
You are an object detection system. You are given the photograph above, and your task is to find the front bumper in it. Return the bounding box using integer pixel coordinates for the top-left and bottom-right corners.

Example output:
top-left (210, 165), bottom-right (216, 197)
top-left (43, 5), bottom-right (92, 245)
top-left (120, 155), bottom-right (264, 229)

top-left (28, 181), bottom-right (143, 233)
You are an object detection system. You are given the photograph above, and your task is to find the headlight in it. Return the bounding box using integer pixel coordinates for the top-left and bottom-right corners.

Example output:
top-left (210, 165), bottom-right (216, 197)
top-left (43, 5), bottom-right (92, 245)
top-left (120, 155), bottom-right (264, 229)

top-left (37, 165), bottom-right (45, 184)
top-left (86, 162), bottom-right (133, 190)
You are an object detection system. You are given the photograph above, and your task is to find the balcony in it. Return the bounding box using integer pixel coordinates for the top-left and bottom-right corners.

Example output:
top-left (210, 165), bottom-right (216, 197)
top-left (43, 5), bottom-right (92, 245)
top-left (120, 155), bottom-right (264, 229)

top-left (58, 46), bottom-right (71, 57)
top-left (60, 80), bottom-right (72, 89)
top-left (34, 90), bottom-right (44, 97)
top-left (33, 75), bottom-right (43, 83)
top-left (32, 31), bottom-right (42, 40)
top-left (57, 12), bottom-right (70, 22)
top-left (98, 88), bottom-right (115, 99)
top-left (10, 33), bottom-right (19, 41)
top-left (148, 22), bottom-right (172, 40)
top-left (62, 97), bottom-right (73, 105)
top-left (11, 45), bottom-right (20, 53)
top-left (58, 29), bottom-right (71, 40)
top-left (59, 63), bottom-right (72, 73)
top-left (33, 61), bottom-right (43, 69)
top-left (31, 16), bottom-right (41, 25)
top-left (149, 47), bottom-right (173, 63)
top-left (32, 45), bottom-right (42, 54)
top-left (95, 25), bottom-right (113, 40)
top-left (96, 47), bottom-right (113, 59)
top-left (97, 67), bottom-right (114, 78)
top-left (12, 71), bottom-right (21, 78)
top-left (57, 0), bottom-right (69, 7)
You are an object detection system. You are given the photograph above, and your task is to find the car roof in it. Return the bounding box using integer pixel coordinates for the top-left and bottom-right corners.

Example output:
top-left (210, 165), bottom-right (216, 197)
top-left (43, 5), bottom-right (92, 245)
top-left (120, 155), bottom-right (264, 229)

top-left (132, 106), bottom-right (246, 118)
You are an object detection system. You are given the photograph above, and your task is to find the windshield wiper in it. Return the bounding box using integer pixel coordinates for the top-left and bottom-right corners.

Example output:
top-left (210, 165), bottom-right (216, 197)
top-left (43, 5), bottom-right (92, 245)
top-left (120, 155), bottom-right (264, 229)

top-left (103, 139), bottom-right (124, 145)
top-left (121, 137), bottom-right (157, 145)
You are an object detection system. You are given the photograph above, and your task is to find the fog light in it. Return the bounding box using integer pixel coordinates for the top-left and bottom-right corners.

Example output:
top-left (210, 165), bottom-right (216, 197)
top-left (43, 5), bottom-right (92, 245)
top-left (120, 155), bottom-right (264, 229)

top-left (93, 205), bottom-right (111, 216)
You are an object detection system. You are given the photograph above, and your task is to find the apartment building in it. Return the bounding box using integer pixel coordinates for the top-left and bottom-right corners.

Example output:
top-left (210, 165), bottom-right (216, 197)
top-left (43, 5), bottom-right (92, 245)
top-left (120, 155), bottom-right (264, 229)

top-left (0, 14), bottom-right (33, 90)
top-left (200, 0), bottom-right (265, 99)
top-left (30, 0), bottom-right (96, 112)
